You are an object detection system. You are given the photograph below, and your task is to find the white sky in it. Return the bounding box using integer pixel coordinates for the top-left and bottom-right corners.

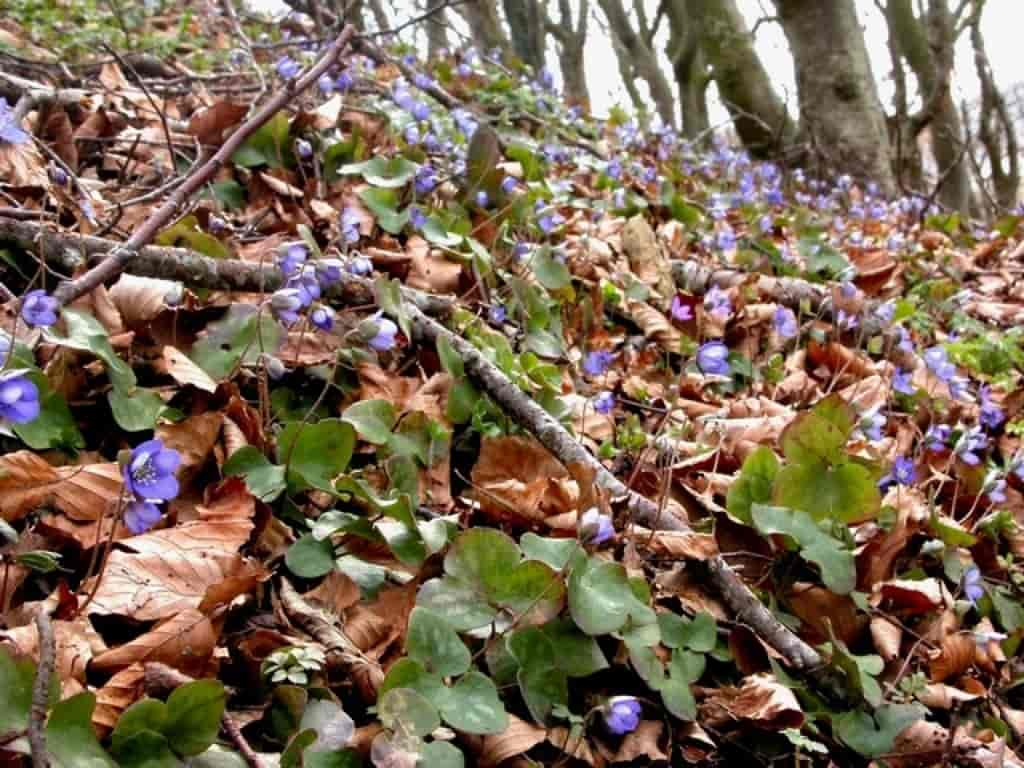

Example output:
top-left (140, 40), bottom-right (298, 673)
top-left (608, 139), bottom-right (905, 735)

top-left (255, 0), bottom-right (1020, 125)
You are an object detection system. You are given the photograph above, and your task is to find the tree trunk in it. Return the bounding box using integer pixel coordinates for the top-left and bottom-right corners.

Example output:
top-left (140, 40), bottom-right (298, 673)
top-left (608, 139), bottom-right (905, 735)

top-left (596, 0), bottom-right (676, 127)
top-left (455, 0), bottom-right (512, 58)
top-left (502, 0), bottom-right (546, 72)
top-left (664, 0), bottom-right (708, 141)
top-left (688, 0), bottom-right (796, 155)
top-left (422, 0), bottom-right (449, 60)
top-left (773, 0), bottom-right (895, 193)
top-left (550, 0), bottom-right (590, 111)
top-left (886, 0), bottom-right (972, 212)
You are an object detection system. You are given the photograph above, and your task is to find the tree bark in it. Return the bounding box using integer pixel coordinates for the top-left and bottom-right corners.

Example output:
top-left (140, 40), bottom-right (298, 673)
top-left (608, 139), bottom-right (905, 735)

top-left (664, 0), bottom-right (708, 141)
top-left (502, 0), bottom-right (546, 72)
top-left (421, 0), bottom-right (450, 60)
top-left (547, 0), bottom-right (590, 112)
top-left (596, 0), bottom-right (676, 127)
top-left (886, 0), bottom-right (972, 212)
top-left (773, 0), bottom-right (896, 193)
top-left (688, 0), bottom-right (796, 155)
top-left (454, 0), bottom-right (512, 58)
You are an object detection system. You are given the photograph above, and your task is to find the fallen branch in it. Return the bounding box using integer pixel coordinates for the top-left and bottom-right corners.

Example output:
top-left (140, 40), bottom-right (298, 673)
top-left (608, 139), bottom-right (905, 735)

top-left (28, 610), bottom-right (54, 768)
top-left (143, 663), bottom-right (269, 768)
top-left (49, 24), bottom-right (357, 308)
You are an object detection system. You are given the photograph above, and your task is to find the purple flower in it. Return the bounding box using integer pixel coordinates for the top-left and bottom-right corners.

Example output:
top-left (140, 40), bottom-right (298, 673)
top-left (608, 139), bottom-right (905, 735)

top-left (704, 286), bottom-right (732, 321)
top-left (716, 227), bottom-right (736, 252)
top-left (475, 190), bottom-right (489, 208)
top-left (512, 242), bottom-right (531, 261)
top-left (310, 306), bottom-right (335, 332)
top-left (604, 696), bottom-right (641, 735)
top-left (893, 368), bottom-right (916, 395)
top-left (315, 259), bottom-right (343, 286)
top-left (979, 386), bottom-right (1005, 430)
top-left (836, 310), bottom-right (858, 331)
top-left (346, 256), bottom-right (372, 276)
top-left (758, 214), bottom-right (773, 234)
top-left (124, 501), bottom-right (162, 535)
top-left (501, 176), bottom-right (517, 195)
top-left (983, 471), bottom-right (1007, 503)
top-left (605, 158), bottom-right (622, 180)
top-left (50, 164), bottom-right (68, 186)
top-left (954, 426), bottom-right (988, 466)
top-left (411, 101), bottom-right (431, 122)
top-left (123, 439), bottom-right (180, 502)
top-left (209, 215), bottom-right (226, 234)
top-left (858, 406), bottom-right (886, 441)
top-left (409, 206), bottom-right (427, 231)
top-left (414, 165), bottom-right (437, 196)
top-left (271, 288), bottom-right (305, 326)
top-left (538, 66), bottom-right (554, 90)
top-left (457, 63), bottom-right (472, 78)
top-left (1010, 451), bottom-right (1024, 481)
top-left (670, 296), bottom-right (693, 322)
top-left (773, 306), bottom-right (797, 339)
top-left (275, 55), bottom-right (301, 79)
top-left (948, 375), bottom-right (970, 401)
top-left (340, 208), bottom-right (361, 245)
top-left (21, 290), bottom-right (59, 327)
top-left (592, 391), bottom-right (615, 415)
top-left (925, 424), bottom-right (952, 452)
top-left (963, 566), bottom-right (984, 605)
top-left (0, 373), bottom-right (39, 424)
top-left (287, 270), bottom-right (320, 306)
top-left (413, 72), bottom-right (433, 89)
top-left (279, 242), bottom-right (307, 278)
top-left (368, 312), bottom-right (398, 352)
top-left (924, 346), bottom-right (956, 382)
top-left (583, 350), bottom-right (614, 377)
top-left (879, 456), bottom-right (916, 490)
top-left (0, 98), bottom-right (28, 145)
top-left (318, 73), bottom-right (335, 94)
top-left (875, 300), bottom-right (896, 325)
top-left (295, 139), bottom-right (313, 159)
top-left (335, 69), bottom-right (354, 92)
top-left (696, 341), bottom-right (730, 376)
top-left (896, 327), bottom-right (916, 355)
top-left (538, 212), bottom-right (565, 234)
top-left (579, 507), bottom-right (614, 544)
top-left (488, 304), bottom-right (506, 325)
top-left (0, 335), bottom-right (10, 366)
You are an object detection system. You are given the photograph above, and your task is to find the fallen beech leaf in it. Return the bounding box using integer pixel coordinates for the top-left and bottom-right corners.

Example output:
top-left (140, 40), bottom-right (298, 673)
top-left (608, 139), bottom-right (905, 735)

top-left (928, 632), bottom-right (976, 682)
top-left (259, 171), bottom-right (303, 198)
top-left (627, 300), bottom-right (682, 349)
top-left (157, 411), bottom-right (223, 480)
top-left (470, 436), bottom-right (577, 524)
top-left (634, 528), bottom-right (717, 560)
top-left (915, 682), bottom-right (981, 709)
top-left (620, 214), bottom-right (675, 300)
top-left (0, 452), bottom-right (122, 523)
top-left (162, 346), bottom-right (218, 392)
top-left (612, 720), bottom-right (667, 763)
top-left (702, 674), bottom-right (804, 731)
top-left (92, 663), bottom-right (146, 734)
top-left (478, 715), bottom-right (546, 767)
top-left (188, 100), bottom-right (249, 145)
top-left (91, 608), bottom-right (217, 675)
top-left (870, 616), bottom-right (902, 662)
top-left (877, 578), bottom-right (948, 615)
top-left (787, 583), bottom-right (865, 645)
top-left (0, 616), bottom-right (100, 698)
top-left (404, 237), bottom-right (461, 294)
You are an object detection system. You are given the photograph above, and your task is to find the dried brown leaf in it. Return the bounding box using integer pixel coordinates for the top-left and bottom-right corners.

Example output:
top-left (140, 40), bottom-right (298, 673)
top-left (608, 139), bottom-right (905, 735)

top-left (701, 674), bottom-right (804, 730)
top-left (187, 100), bottom-right (249, 145)
top-left (478, 715), bottom-right (546, 767)
top-left (93, 663), bottom-right (146, 735)
top-left (161, 346), bottom-right (218, 393)
top-left (929, 632), bottom-right (976, 682)
top-left (91, 608), bottom-right (217, 675)
top-left (0, 452), bottom-right (122, 523)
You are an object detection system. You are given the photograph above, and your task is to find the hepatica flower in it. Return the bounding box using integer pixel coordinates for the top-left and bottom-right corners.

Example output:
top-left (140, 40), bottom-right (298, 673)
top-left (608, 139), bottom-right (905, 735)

top-left (978, 385), bottom-right (1005, 430)
top-left (924, 345), bottom-right (956, 382)
top-left (604, 696), bottom-right (641, 735)
top-left (879, 456), bottom-right (916, 490)
top-left (954, 426), bottom-right (988, 465)
top-left (21, 290), bottom-right (59, 327)
top-left (962, 566), bottom-right (984, 605)
top-left (592, 391), bottom-right (615, 415)
top-left (409, 206), bottom-right (427, 231)
top-left (275, 55), bottom-right (301, 80)
top-left (704, 286), bottom-right (732, 321)
top-left (488, 304), bottom-right (506, 325)
top-left (982, 470), bottom-right (1007, 503)
top-left (670, 295), bottom-right (693, 322)
top-left (271, 288), bottom-right (305, 326)
top-left (122, 439), bottom-right (180, 533)
top-left (367, 312), bottom-right (398, 352)
top-left (279, 242), bottom-right (307, 277)
top-left (500, 176), bottom-right (517, 195)
top-left (857, 406), bottom-right (886, 441)
top-left (310, 306), bottom-right (335, 332)
top-left (0, 97), bottom-right (29, 145)
top-left (925, 424), bottom-right (952, 452)
top-left (0, 372), bottom-right (40, 425)
top-left (583, 350), bottom-right (614, 377)
top-left (773, 306), bottom-right (797, 339)
top-left (893, 367), bottom-right (916, 395)
top-left (340, 208), bottom-right (361, 245)
top-left (475, 190), bottom-right (489, 208)
top-left (579, 507), bottom-right (614, 545)
top-left (696, 341), bottom-right (730, 375)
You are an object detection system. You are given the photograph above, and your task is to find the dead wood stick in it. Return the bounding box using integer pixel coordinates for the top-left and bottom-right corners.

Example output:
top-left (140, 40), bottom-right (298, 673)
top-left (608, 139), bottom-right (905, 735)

top-left (49, 24), bottom-right (356, 308)
top-left (28, 610), bottom-right (54, 768)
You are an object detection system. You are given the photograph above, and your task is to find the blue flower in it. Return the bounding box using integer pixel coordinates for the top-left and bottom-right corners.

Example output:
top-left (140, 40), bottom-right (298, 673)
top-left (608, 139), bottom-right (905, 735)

top-left (773, 306), bottom-right (797, 339)
top-left (279, 243), bottom-right (307, 277)
top-left (604, 696), bottom-right (641, 735)
top-left (404, 124), bottom-right (421, 145)
top-left (893, 368), bottom-right (916, 395)
top-left (368, 312), bottom-right (398, 352)
top-left (925, 424), bottom-right (952, 452)
top-left (962, 566), bottom-right (984, 605)
top-left (411, 101), bottom-right (431, 122)
top-left (287, 270), bottom-right (320, 306)
top-left (317, 73), bottom-right (335, 94)
top-left (579, 507), bottom-right (614, 544)
top-left (836, 309), bottom-right (858, 331)
top-left (0, 372), bottom-right (39, 424)
top-left (488, 304), bottom-right (506, 325)
top-left (409, 206), bottom-right (427, 231)
top-left (414, 165), bottom-right (437, 196)
top-left (271, 288), bottom-right (305, 326)
top-left (858, 406), bottom-right (886, 441)
top-left (315, 259), bottom-right (344, 286)
top-left (0, 98), bottom-right (28, 145)
top-left (346, 256), bottom-right (373, 276)
top-left (123, 439), bottom-right (180, 502)
top-left (979, 386), bottom-right (1005, 430)
top-left (879, 456), bottom-right (916, 490)
top-left (704, 286), bottom-right (732, 321)
top-left (295, 139), bottom-right (313, 159)
top-left (475, 190), bottom-right (489, 208)
top-left (875, 300), bottom-right (896, 325)
top-left (954, 426), bottom-right (988, 465)
top-left (275, 56), bottom-right (301, 79)
top-left (50, 164), bottom-right (68, 186)
top-left (310, 306), bottom-right (335, 332)
top-left (124, 501), bottom-right (163, 535)
top-left (983, 471), bottom-right (1007, 503)
top-left (21, 290), bottom-right (59, 327)
top-left (583, 350), bottom-right (614, 377)
top-left (592, 391), bottom-right (615, 415)
top-left (896, 327), bottom-right (916, 355)
top-left (716, 227), bottom-right (736, 251)
top-left (671, 296), bottom-right (693, 322)
top-left (335, 69), bottom-right (354, 92)
top-left (924, 346), bottom-right (956, 382)
top-left (697, 341), bottom-right (730, 375)
top-left (501, 176), bottom-right (517, 195)
top-left (340, 208), bottom-right (361, 245)
top-left (605, 158), bottom-right (622, 180)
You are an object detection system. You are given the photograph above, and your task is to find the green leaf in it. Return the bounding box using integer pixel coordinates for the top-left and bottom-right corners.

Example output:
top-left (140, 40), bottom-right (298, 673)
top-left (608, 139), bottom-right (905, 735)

top-left (337, 156), bottom-right (418, 188)
top-left (378, 688), bottom-right (440, 739)
top-left (110, 730), bottom-right (178, 768)
top-left (827, 633), bottom-right (884, 707)
top-left (834, 704), bottom-right (926, 757)
top-left (231, 111), bottom-right (291, 168)
top-left (210, 180), bottom-right (245, 210)
top-left (752, 504), bottom-right (856, 594)
top-left (517, 665), bottom-right (568, 724)
top-left (520, 533), bottom-right (579, 571)
top-left (277, 419), bottom-right (356, 492)
top-left (773, 462), bottom-right (880, 524)
top-left (444, 529), bottom-right (521, 602)
top-left (46, 693), bottom-right (117, 767)
top-left (189, 745), bottom-right (251, 768)
top-left (342, 399), bottom-right (397, 445)
top-left (306, 749), bottom-right (363, 768)
top-left (379, 659), bottom-right (447, 703)
top-left (111, 698), bottom-right (168, 751)
top-left (407, 607), bottom-right (471, 677)
top-left (12, 372), bottom-right (84, 450)
top-left (156, 215), bottom-right (231, 259)
top-left (532, 245), bottom-right (571, 290)
top-left (190, 305), bottom-right (282, 381)
top-left (446, 379), bottom-right (479, 424)
top-left (539, 619), bottom-right (608, 677)
top-left (493, 559), bottom-right (565, 624)
top-left (374, 275), bottom-right (412, 340)
top-left (285, 533), bottom-right (336, 579)
top-left (416, 577), bottom-right (498, 632)
top-left (568, 556), bottom-right (648, 636)
top-left (658, 650), bottom-right (704, 721)
top-left (359, 187), bottom-right (409, 234)
top-left (780, 396), bottom-right (855, 466)
top-left (992, 587), bottom-right (1024, 631)
top-left (0, 645), bottom-right (35, 736)
top-left (438, 672), bottom-right (508, 735)
top-left (658, 612), bottom-right (717, 652)
top-left (421, 216), bottom-right (464, 247)
top-left (223, 446), bottom-right (286, 502)
top-left (162, 679), bottom-right (226, 757)
top-left (108, 387), bottom-right (164, 432)
top-left (419, 741), bottom-right (464, 768)
top-left (47, 308), bottom-right (136, 391)
top-left (726, 446), bottom-right (779, 525)
top-left (436, 335), bottom-right (465, 377)
top-left (464, 124), bottom-right (503, 202)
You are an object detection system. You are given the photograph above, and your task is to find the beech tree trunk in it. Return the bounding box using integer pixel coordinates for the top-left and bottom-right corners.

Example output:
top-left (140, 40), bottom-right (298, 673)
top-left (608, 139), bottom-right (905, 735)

top-left (773, 0), bottom-right (895, 193)
top-left (502, 0), bottom-right (546, 72)
top-left (548, 0), bottom-right (591, 112)
top-left (455, 0), bottom-right (512, 58)
top-left (596, 0), bottom-right (676, 127)
top-left (689, 0), bottom-right (794, 154)
top-left (422, 0), bottom-right (449, 60)
top-left (665, 0), bottom-right (710, 140)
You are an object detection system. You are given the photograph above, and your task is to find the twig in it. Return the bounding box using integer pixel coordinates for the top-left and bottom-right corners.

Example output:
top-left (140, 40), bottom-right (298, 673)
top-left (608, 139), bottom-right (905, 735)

top-left (28, 610), bottom-right (54, 768)
top-left (49, 24), bottom-right (357, 308)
